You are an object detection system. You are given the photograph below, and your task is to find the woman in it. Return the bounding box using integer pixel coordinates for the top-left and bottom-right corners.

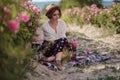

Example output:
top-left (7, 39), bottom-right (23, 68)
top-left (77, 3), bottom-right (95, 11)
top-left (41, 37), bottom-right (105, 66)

top-left (38, 4), bottom-right (73, 70)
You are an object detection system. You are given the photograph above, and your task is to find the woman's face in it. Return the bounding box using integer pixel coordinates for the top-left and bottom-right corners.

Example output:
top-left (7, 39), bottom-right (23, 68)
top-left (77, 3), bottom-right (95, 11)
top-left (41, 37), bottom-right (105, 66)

top-left (51, 10), bottom-right (60, 20)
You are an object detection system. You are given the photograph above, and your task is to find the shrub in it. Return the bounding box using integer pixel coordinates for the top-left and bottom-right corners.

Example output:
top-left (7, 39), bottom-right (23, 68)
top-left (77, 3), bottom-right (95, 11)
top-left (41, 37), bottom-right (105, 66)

top-left (0, 0), bottom-right (41, 79)
top-left (62, 3), bottom-right (120, 34)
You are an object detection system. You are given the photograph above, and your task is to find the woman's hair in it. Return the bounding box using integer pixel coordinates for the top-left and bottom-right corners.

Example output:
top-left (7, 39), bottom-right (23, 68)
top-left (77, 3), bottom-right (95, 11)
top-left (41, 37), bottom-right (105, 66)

top-left (45, 4), bottom-right (61, 19)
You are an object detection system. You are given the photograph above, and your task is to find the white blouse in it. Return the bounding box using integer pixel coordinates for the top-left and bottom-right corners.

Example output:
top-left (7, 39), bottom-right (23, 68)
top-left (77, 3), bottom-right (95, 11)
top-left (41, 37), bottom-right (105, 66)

top-left (40, 19), bottom-right (66, 41)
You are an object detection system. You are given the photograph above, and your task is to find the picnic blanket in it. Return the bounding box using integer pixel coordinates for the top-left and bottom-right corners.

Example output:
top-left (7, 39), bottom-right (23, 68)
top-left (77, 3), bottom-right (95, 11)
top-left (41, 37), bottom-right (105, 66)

top-left (38, 51), bottom-right (110, 71)
top-left (66, 53), bottom-right (111, 68)
top-left (32, 43), bottom-right (110, 71)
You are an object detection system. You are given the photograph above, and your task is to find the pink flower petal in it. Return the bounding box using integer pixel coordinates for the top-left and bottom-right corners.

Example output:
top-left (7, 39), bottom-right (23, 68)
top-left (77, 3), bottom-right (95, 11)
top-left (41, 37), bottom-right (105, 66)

top-left (8, 20), bottom-right (20, 32)
top-left (33, 36), bottom-right (38, 42)
top-left (21, 12), bottom-right (30, 22)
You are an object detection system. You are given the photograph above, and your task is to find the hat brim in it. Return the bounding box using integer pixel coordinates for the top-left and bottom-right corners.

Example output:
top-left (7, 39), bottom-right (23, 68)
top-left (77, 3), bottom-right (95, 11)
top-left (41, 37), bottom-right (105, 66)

top-left (46, 6), bottom-right (59, 15)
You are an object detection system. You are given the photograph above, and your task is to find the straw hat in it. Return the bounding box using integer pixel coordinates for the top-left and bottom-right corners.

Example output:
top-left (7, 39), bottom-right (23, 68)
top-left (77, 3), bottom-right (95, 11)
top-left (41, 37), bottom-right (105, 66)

top-left (45, 4), bottom-right (58, 14)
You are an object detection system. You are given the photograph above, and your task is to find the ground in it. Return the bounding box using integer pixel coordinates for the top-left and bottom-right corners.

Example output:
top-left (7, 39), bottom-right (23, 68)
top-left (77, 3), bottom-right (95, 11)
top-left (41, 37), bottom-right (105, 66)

top-left (24, 24), bottom-right (120, 80)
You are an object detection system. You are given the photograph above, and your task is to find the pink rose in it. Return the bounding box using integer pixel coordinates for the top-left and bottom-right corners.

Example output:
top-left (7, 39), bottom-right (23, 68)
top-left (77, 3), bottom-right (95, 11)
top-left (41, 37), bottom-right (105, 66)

top-left (29, 5), bottom-right (34, 11)
top-left (3, 7), bottom-right (10, 14)
top-left (91, 4), bottom-right (97, 8)
top-left (8, 20), bottom-right (20, 32)
top-left (112, 17), bottom-right (116, 21)
top-left (21, 12), bottom-right (30, 22)
top-left (28, 22), bottom-right (32, 26)
top-left (33, 36), bottom-right (38, 42)
top-left (35, 29), bottom-right (39, 34)
top-left (35, 18), bottom-right (40, 22)
top-left (16, 14), bottom-right (22, 22)
top-left (33, 6), bottom-right (41, 15)
top-left (71, 40), bottom-right (77, 47)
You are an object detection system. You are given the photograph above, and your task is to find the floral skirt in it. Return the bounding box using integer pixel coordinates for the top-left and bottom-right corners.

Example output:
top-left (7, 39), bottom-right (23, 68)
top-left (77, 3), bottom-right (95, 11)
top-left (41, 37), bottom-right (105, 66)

top-left (38, 38), bottom-right (75, 57)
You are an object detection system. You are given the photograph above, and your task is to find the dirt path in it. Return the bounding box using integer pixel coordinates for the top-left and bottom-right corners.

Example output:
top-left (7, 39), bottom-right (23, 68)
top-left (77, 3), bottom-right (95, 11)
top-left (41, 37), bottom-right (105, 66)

top-left (24, 24), bottom-right (120, 80)
top-left (59, 24), bottom-right (120, 80)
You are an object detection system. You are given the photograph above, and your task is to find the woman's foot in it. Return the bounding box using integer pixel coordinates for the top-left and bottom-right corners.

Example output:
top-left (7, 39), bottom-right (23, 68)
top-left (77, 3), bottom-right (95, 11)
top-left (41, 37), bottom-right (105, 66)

top-left (38, 53), bottom-right (45, 61)
top-left (56, 60), bottom-right (62, 71)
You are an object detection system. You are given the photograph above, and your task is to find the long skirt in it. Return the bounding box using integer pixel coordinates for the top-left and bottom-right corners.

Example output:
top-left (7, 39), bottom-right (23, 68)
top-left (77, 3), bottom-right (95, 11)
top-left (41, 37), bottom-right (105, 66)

top-left (38, 38), bottom-right (75, 57)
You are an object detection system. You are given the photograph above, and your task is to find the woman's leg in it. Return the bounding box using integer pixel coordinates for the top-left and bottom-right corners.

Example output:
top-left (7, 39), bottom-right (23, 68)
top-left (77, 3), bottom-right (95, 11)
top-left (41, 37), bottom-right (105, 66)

top-left (55, 52), bottom-right (62, 61)
top-left (45, 56), bottom-right (55, 62)
top-left (39, 55), bottom-right (56, 62)
top-left (55, 52), bottom-right (63, 70)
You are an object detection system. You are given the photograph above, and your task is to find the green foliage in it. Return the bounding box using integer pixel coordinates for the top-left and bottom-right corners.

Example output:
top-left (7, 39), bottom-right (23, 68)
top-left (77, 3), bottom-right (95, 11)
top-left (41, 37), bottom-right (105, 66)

top-left (62, 1), bottom-right (120, 34)
top-left (90, 4), bottom-right (120, 33)
top-left (110, 4), bottom-right (120, 33)
top-left (59, 0), bottom-right (102, 10)
top-left (0, 0), bottom-right (41, 79)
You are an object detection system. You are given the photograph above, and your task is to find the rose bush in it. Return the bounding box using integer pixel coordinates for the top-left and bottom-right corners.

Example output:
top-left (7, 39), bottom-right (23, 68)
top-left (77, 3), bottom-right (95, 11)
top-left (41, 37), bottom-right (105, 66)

top-left (0, 0), bottom-right (41, 79)
top-left (63, 3), bottom-right (120, 33)
top-left (90, 4), bottom-right (120, 33)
